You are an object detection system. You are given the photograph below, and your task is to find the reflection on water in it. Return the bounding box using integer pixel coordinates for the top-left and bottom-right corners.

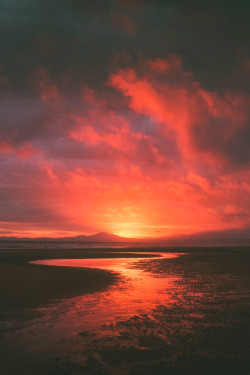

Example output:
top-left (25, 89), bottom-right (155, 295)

top-left (1, 251), bottom-right (250, 375)
top-left (0, 253), bottom-right (181, 374)
top-left (30, 253), bottom-right (179, 329)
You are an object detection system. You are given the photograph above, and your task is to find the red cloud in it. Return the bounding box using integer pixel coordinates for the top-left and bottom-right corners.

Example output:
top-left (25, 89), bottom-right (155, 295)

top-left (67, 87), bottom-right (170, 166)
top-left (1, 56), bottom-right (250, 238)
top-left (0, 138), bottom-right (39, 159)
top-left (109, 55), bottom-right (249, 169)
top-left (147, 55), bottom-right (182, 73)
top-left (31, 67), bottom-right (63, 109)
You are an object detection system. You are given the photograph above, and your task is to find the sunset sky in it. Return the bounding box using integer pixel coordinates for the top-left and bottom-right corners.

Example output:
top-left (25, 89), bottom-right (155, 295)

top-left (0, 0), bottom-right (250, 238)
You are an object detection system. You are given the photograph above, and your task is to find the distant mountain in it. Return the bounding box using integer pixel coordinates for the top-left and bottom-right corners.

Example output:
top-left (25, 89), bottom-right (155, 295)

top-left (74, 232), bottom-right (125, 242)
top-left (164, 227), bottom-right (250, 241)
top-left (154, 227), bottom-right (250, 245)
top-left (0, 232), bottom-right (131, 243)
top-left (0, 228), bottom-right (250, 244)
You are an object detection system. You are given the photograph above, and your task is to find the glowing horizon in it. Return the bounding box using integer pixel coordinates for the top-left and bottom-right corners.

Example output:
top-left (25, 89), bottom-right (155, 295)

top-left (0, 2), bottom-right (250, 239)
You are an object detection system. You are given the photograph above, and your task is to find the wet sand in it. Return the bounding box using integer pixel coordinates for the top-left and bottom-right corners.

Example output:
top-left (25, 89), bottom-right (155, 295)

top-left (0, 248), bottom-right (159, 310)
top-left (0, 246), bottom-right (250, 375)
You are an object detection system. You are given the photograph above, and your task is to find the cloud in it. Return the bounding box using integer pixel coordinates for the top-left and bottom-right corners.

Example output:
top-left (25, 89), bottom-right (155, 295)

top-left (31, 67), bottom-right (63, 108)
top-left (1, 54), bottom-right (250, 237)
top-left (112, 13), bottom-right (136, 34)
top-left (109, 55), bottom-right (250, 170)
top-left (1, 1), bottom-right (250, 237)
top-left (0, 139), bottom-right (39, 159)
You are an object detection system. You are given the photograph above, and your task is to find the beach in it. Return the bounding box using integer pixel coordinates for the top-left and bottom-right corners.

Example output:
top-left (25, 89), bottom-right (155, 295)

top-left (0, 248), bottom-right (161, 310)
top-left (0, 244), bottom-right (250, 374)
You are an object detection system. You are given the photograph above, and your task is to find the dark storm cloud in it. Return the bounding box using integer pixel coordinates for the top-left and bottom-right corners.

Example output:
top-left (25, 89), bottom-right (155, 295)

top-left (0, 97), bottom-right (46, 143)
top-left (0, 0), bottom-right (139, 93)
top-left (192, 116), bottom-right (250, 168)
top-left (1, 0), bottom-right (249, 95)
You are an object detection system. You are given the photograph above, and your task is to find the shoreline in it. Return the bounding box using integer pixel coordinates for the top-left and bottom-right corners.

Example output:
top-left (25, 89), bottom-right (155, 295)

top-left (1, 246), bottom-right (249, 311)
top-left (0, 249), bottom-right (161, 312)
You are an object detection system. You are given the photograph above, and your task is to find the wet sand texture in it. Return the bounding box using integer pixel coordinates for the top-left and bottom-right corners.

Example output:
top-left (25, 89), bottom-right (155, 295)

top-left (0, 249), bottom-right (122, 310)
top-left (0, 247), bottom-right (249, 375)
top-left (0, 248), bottom-right (158, 310)
top-left (0, 263), bottom-right (119, 310)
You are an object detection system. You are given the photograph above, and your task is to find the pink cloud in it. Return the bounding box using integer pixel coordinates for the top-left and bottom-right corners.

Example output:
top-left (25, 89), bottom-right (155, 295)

top-left (0, 138), bottom-right (39, 159)
top-left (1, 56), bottom-right (250, 238)
top-left (31, 67), bottom-right (63, 109)
top-left (109, 55), bottom-right (250, 169)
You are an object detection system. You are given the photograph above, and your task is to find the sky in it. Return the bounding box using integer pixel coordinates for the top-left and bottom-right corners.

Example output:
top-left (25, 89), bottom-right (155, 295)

top-left (0, 0), bottom-right (250, 238)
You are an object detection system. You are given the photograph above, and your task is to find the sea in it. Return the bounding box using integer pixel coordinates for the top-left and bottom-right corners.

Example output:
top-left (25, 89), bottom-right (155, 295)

top-left (1, 238), bottom-right (250, 250)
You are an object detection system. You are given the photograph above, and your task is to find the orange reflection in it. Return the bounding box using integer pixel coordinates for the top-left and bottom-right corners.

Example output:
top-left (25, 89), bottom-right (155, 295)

top-left (31, 253), bottom-right (180, 328)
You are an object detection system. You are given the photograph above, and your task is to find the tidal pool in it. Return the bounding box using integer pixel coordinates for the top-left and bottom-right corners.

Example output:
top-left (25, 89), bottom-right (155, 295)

top-left (30, 253), bottom-right (180, 330)
top-left (1, 251), bottom-right (250, 375)
top-left (0, 253), bottom-right (181, 374)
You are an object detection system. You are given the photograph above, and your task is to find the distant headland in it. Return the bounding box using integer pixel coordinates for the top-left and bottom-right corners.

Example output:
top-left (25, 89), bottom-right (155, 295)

top-left (0, 228), bottom-right (250, 246)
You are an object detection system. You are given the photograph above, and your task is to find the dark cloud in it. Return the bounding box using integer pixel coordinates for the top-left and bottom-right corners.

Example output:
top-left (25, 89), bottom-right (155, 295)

top-left (192, 118), bottom-right (250, 168)
top-left (1, 0), bottom-right (249, 96)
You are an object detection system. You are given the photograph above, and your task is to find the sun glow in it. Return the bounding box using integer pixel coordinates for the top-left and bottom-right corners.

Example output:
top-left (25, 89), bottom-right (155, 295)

top-left (114, 230), bottom-right (143, 238)
top-left (112, 222), bottom-right (148, 238)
